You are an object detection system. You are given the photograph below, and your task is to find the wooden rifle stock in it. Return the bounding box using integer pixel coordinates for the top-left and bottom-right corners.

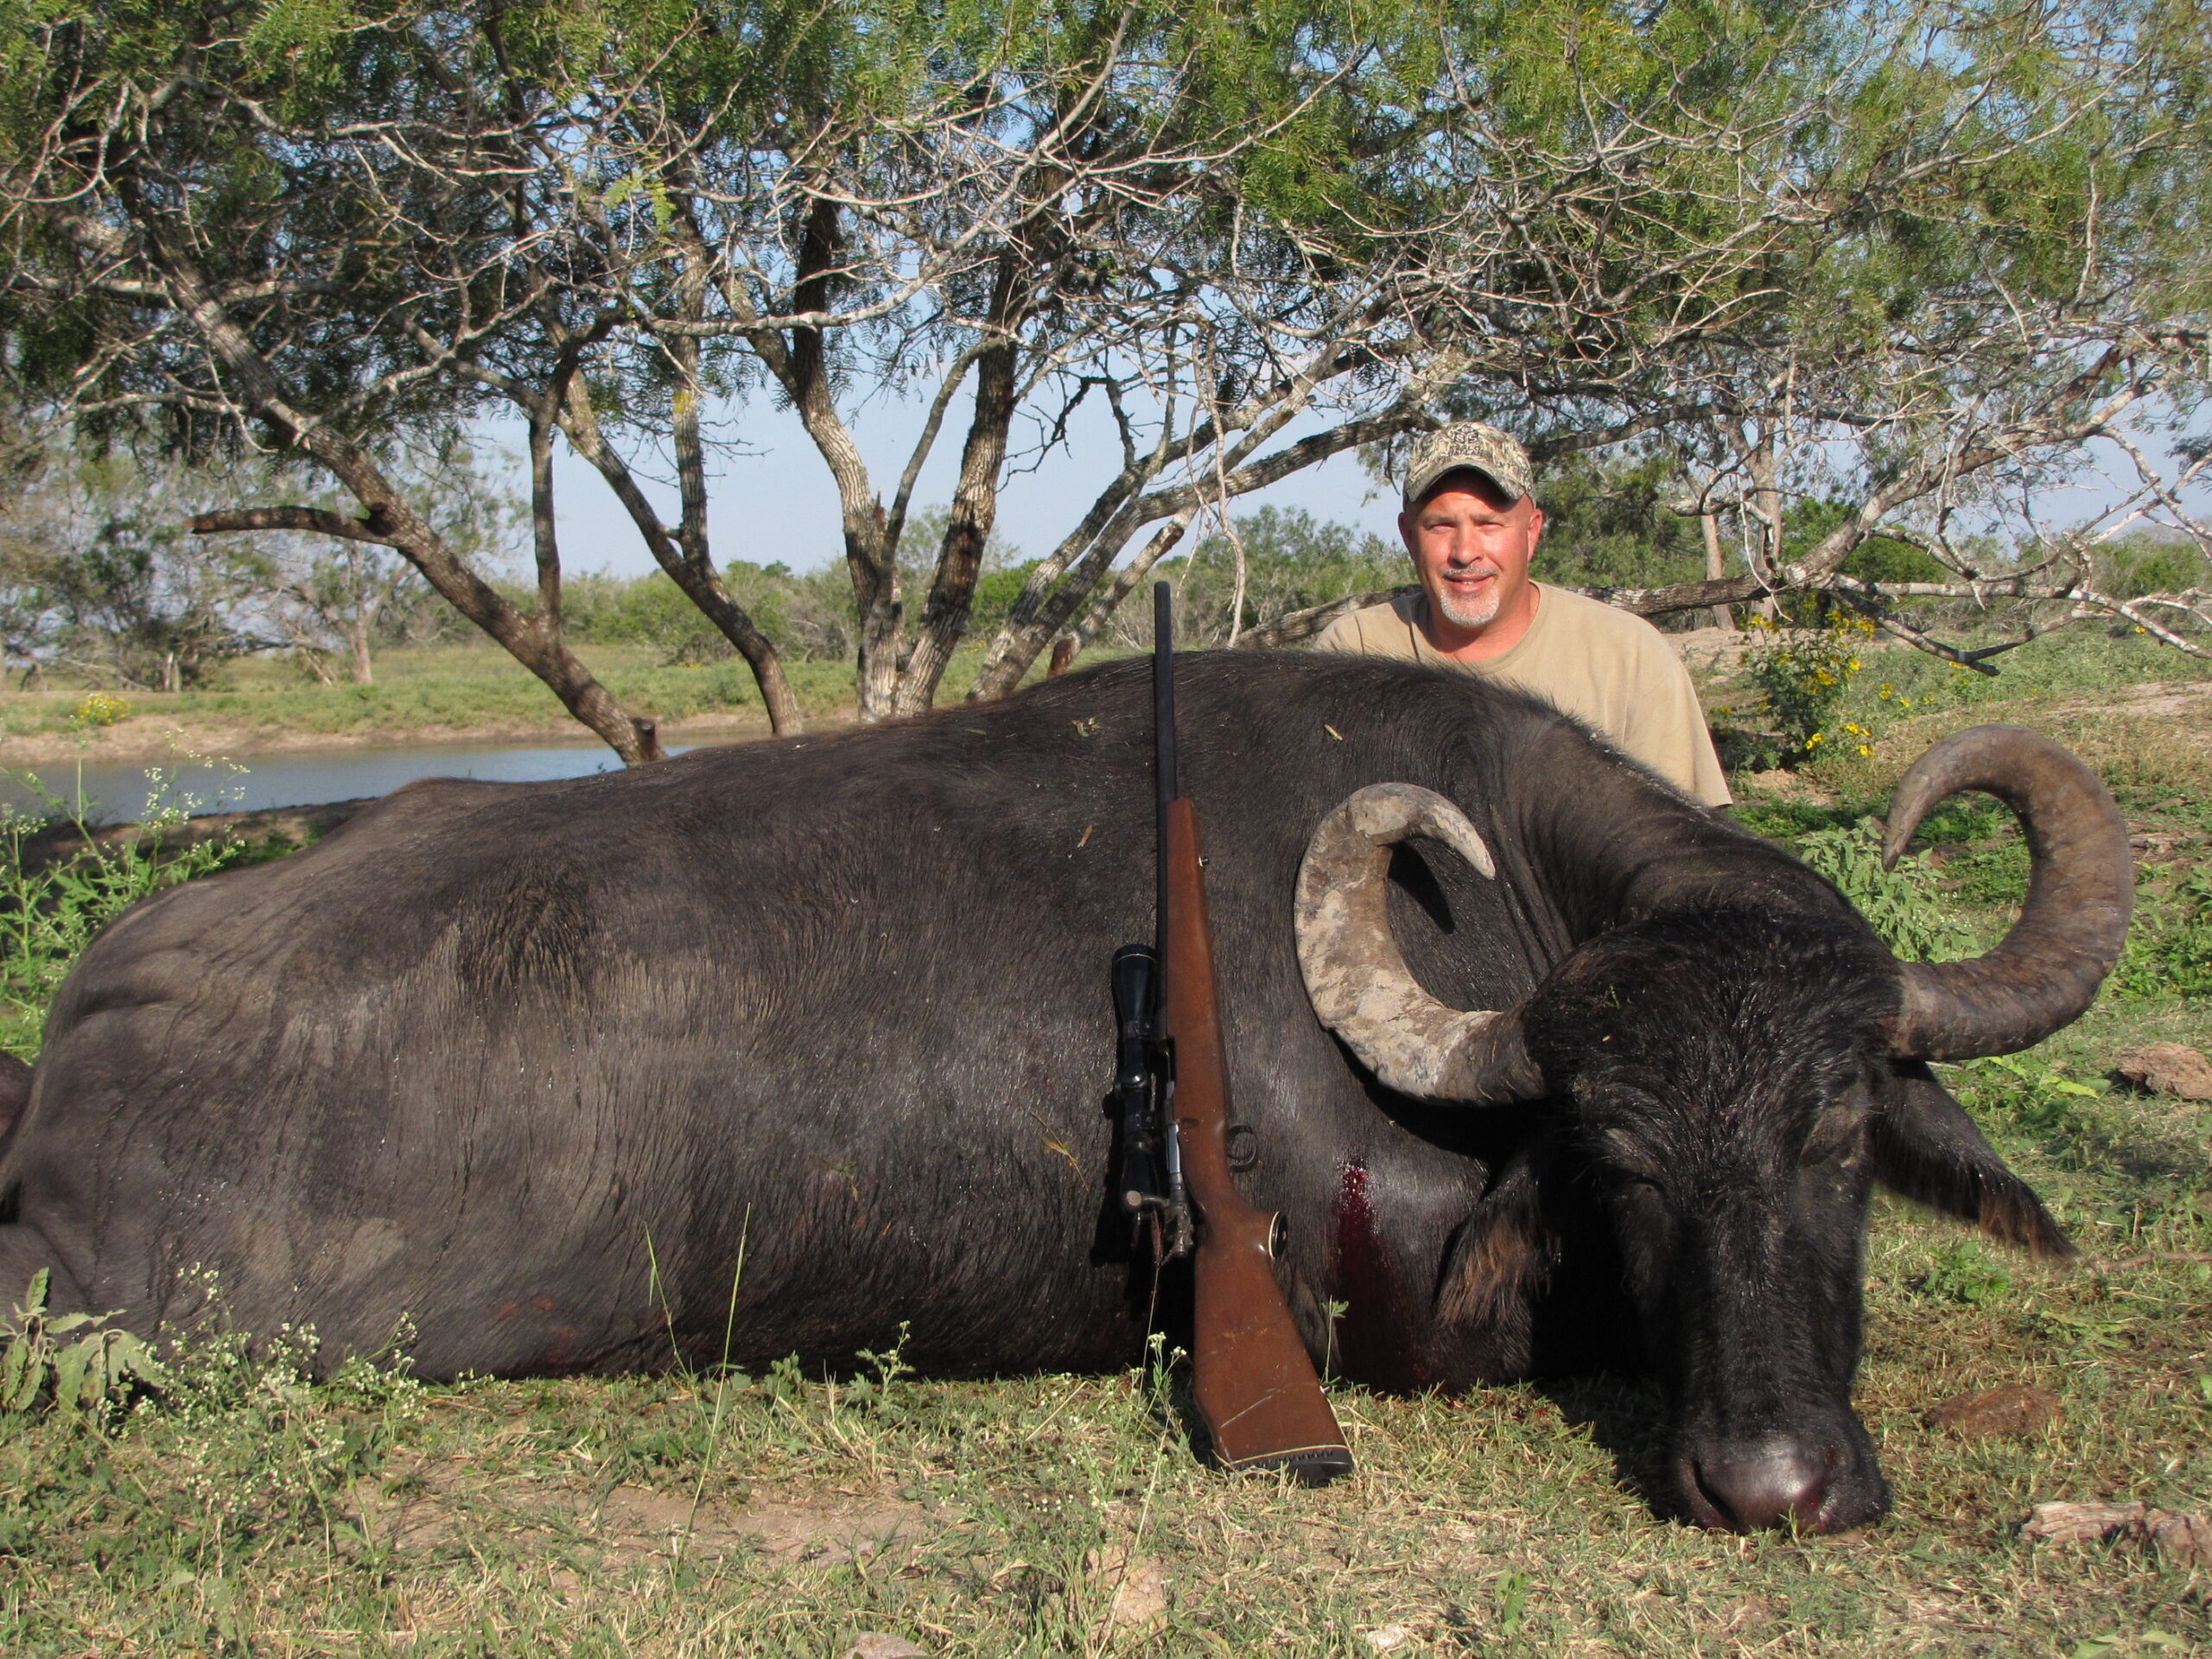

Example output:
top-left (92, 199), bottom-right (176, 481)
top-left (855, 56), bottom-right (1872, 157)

top-left (1164, 798), bottom-right (1354, 1484)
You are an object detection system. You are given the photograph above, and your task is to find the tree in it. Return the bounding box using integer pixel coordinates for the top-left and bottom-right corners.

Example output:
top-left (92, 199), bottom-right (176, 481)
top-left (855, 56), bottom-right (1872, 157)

top-left (1143, 505), bottom-right (1399, 650)
top-left (4, 0), bottom-right (2206, 752)
top-left (0, 451), bottom-right (271, 690)
top-left (1214, 0), bottom-right (2212, 671)
top-left (0, 0), bottom-right (813, 757)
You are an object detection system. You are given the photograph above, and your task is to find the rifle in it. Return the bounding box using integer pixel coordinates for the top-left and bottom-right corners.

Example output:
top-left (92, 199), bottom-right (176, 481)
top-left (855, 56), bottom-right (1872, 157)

top-left (1117, 582), bottom-right (1353, 1484)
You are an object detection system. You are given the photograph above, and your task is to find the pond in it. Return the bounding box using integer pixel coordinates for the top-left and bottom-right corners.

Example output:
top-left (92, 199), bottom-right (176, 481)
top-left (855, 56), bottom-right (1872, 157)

top-left (0, 738), bottom-right (702, 826)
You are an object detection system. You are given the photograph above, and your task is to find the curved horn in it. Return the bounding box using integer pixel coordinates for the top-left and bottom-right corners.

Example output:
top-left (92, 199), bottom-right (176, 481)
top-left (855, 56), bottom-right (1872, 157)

top-left (1294, 784), bottom-right (1542, 1103)
top-left (1884, 724), bottom-right (2132, 1059)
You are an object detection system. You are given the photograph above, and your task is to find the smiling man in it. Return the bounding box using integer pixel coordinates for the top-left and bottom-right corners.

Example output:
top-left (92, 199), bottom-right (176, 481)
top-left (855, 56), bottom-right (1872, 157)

top-left (1313, 423), bottom-right (1730, 806)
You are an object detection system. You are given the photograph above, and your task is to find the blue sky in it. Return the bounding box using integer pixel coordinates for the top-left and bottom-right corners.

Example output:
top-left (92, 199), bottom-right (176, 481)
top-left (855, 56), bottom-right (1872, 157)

top-left (522, 386), bottom-right (1395, 581)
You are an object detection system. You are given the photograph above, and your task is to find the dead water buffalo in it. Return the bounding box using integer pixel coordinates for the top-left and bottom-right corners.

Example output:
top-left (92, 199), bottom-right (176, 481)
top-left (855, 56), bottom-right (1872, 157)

top-left (0, 653), bottom-right (2128, 1532)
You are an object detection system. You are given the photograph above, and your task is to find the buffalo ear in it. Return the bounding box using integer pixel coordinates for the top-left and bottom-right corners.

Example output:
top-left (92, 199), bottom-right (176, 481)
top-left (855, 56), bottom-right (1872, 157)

top-left (1872, 1060), bottom-right (2075, 1258)
top-left (1434, 1160), bottom-right (1555, 1332)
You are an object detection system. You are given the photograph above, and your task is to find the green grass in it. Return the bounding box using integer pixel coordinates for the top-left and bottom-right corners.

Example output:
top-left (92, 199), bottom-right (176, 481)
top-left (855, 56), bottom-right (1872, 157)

top-left (0, 639), bottom-right (1088, 749)
top-left (0, 632), bottom-right (2207, 1654)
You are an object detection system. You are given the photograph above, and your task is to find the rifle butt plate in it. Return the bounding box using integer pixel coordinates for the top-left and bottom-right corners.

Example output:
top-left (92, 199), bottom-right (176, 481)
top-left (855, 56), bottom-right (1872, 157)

top-left (1220, 1443), bottom-right (1356, 1486)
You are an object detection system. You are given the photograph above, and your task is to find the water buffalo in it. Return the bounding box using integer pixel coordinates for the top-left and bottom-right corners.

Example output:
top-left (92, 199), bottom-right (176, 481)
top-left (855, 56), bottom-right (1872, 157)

top-left (0, 652), bottom-right (2127, 1532)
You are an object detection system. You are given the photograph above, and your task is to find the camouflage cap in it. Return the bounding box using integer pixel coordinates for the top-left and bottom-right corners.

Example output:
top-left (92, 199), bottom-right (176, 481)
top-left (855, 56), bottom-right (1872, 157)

top-left (1402, 423), bottom-right (1535, 509)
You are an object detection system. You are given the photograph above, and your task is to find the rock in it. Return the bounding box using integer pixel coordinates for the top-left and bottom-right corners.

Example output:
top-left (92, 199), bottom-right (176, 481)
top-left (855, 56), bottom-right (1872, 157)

top-left (2145, 1509), bottom-right (2212, 1568)
top-left (1925, 1383), bottom-right (2063, 1439)
top-left (2022, 1501), bottom-right (2148, 1544)
top-left (2023, 1502), bottom-right (2212, 1567)
top-left (1086, 1543), bottom-right (1169, 1630)
top-left (2113, 1043), bottom-right (2212, 1101)
top-left (849, 1637), bottom-right (927, 1659)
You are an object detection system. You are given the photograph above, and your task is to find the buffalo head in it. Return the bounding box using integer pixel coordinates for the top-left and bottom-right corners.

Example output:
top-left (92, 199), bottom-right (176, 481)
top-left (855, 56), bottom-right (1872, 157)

top-left (1293, 725), bottom-right (2129, 1533)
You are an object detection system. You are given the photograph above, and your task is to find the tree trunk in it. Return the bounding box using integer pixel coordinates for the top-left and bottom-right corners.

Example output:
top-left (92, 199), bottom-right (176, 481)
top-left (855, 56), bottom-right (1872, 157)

top-left (556, 377), bottom-right (806, 735)
top-left (1702, 509), bottom-right (1733, 630)
top-left (893, 257), bottom-right (1022, 715)
top-left (350, 609), bottom-right (375, 684)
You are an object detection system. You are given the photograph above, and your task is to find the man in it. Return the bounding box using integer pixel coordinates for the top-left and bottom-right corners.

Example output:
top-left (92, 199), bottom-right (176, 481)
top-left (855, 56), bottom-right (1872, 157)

top-left (1313, 423), bottom-right (1731, 806)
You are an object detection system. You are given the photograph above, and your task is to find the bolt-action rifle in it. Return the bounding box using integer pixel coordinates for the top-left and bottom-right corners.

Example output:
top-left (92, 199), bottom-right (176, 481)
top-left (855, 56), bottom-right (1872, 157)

top-left (1113, 582), bottom-right (1353, 1484)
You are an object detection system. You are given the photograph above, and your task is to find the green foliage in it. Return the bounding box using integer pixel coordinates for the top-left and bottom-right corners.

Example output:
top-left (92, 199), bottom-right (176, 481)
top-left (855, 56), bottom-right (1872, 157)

top-left (1531, 448), bottom-right (1708, 592)
top-left (70, 690), bottom-right (129, 727)
top-left (1793, 816), bottom-right (1973, 960)
top-left (1166, 506), bottom-right (1401, 645)
top-left (1789, 499), bottom-right (1950, 586)
top-left (0, 767), bottom-right (248, 1056)
top-left (2116, 864), bottom-right (2212, 999)
top-left (2100, 532), bottom-right (2207, 600)
top-left (1910, 1238), bottom-right (2012, 1306)
top-left (0, 456), bottom-right (274, 691)
top-left (0, 1270), bottom-right (168, 1422)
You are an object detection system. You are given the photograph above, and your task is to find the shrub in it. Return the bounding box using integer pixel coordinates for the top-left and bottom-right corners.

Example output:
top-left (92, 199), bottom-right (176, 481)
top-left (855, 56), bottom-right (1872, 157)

top-left (1793, 817), bottom-right (1972, 960)
top-left (0, 770), bottom-right (245, 1056)
top-left (1740, 613), bottom-right (1878, 762)
top-left (71, 690), bottom-right (130, 727)
top-left (0, 1269), bottom-right (167, 1422)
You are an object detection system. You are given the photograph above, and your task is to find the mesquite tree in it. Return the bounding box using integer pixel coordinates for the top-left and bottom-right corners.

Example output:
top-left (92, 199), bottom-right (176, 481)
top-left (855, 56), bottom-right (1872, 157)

top-left (3, 0), bottom-right (2207, 753)
top-left (1231, 0), bottom-right (2212, 669)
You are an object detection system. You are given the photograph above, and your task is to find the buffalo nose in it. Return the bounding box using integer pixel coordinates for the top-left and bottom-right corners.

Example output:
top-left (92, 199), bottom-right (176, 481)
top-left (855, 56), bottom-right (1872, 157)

top-left (1688, 1440), bottom-right (1835, 1531)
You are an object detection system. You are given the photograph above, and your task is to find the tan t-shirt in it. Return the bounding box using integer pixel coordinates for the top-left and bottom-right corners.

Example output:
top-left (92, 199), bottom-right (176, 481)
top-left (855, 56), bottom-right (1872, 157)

top-left (1312, 584), bottom-right (1732, 805)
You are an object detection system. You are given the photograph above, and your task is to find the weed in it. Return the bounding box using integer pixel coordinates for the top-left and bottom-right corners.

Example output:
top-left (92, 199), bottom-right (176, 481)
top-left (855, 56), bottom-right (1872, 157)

top-left (1793, 816), bottom-right (1972, 959)
top-left (0, 764), bottom-right (250, 1056)
top-left (1740, 612), bottom-right (1878, 761)
top-left (846, 1323), bottom-right (917, 1419)
top-left (70, 690), bottom-right (130, 728)
top-left (1913, 1239), bottom-right (2013, 1306)
top-left (0, 1269), bottom-right (168, 1421)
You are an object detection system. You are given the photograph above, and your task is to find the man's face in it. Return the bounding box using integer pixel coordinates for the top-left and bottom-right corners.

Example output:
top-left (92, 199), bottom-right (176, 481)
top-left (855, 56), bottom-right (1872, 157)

top-left (1398, 471), bottom-right (1543, 635)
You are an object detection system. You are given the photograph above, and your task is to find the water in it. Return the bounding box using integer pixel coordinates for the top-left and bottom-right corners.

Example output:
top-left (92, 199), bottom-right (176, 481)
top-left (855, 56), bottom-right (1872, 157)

top-left (0, 739), bottom-right (702, 826)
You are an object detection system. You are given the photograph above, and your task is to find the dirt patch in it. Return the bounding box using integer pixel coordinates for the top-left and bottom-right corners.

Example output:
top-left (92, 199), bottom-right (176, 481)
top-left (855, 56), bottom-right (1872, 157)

top-left (1669, 626), bottom-right (1761, 677)
top-left (1738, 767), bottom-right (1838, 805)
top-left (2113, 1042), bottom-right (2212, 1100)
top-left (1924, 1384), bottom-right (2063, 1440)
top-left (595, 1482), bottom-right (927, 1566)
top-left (2048, 679), bottom-right (2212, 733)
top-left (349, 1462), bottom-right (929, 1569)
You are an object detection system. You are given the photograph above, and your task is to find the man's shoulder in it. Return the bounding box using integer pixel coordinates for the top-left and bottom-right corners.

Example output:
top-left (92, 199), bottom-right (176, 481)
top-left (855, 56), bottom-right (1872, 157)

top-left (1312, 590), bottom-right (1423, 657)
top-left (1532, 584), bottom-right (1681, 663)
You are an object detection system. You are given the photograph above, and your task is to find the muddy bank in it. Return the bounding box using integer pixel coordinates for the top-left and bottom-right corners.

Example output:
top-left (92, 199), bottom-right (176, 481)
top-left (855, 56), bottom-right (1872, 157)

top-left (17, 798), bottom-right (378, 874)
top-left (0, 706), bottom-right (789, 770)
